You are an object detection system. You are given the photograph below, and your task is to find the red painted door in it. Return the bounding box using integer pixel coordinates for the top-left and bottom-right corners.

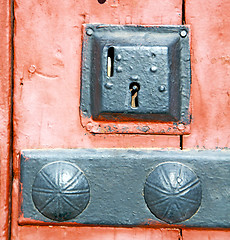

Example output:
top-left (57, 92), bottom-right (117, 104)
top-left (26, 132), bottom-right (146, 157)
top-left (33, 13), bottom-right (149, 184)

top-left (0, 0), bottom-right (228, 239)
top-left (11, 0), bottom-right (181, 239)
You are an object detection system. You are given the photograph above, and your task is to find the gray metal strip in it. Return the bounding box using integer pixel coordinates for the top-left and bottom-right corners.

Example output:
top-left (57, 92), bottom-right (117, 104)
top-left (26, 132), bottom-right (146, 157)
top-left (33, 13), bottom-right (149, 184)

top-left (20, 149), bottom-right (230, 228)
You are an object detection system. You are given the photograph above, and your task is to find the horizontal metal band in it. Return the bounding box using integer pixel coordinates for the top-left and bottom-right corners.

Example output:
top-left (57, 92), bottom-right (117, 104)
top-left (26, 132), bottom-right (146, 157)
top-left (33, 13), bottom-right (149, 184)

top-left (20, 149), bottom-right (230, 228)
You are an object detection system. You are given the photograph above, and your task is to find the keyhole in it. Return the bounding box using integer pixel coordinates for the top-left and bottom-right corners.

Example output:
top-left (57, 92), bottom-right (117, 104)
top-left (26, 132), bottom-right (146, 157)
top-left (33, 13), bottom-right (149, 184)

top-left (130, 82), bottom-right (140, 108)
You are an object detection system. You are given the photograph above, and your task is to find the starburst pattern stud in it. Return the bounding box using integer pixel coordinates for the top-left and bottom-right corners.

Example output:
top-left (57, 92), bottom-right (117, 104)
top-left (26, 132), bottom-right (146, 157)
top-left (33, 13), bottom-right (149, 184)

top-left (32, 161), bottom-right (90, 221)
top-left (144, 162), bottom-right (202, 224)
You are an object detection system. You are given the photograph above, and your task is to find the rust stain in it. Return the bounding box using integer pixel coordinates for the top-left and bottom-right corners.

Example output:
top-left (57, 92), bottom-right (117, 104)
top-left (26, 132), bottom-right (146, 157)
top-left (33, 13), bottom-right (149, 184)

top-left (211, 56), bottom-right (230, 65)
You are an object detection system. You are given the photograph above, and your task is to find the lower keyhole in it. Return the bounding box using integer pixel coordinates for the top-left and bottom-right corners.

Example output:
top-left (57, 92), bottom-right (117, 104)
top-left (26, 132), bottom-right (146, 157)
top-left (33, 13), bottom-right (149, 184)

top-left (130, 82), bottom-right (140, 108)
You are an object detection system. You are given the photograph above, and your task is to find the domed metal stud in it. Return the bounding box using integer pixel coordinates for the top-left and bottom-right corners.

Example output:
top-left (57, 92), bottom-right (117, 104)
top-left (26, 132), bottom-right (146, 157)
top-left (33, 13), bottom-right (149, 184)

top-left (32, 161), bottom-right (90, 221)
top-left (144, 162), bottom-right (202, 224)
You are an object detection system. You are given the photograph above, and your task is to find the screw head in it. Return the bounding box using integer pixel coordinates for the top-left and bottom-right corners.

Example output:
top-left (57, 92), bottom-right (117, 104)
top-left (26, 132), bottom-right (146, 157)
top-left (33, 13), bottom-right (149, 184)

top-left (28, 65), bottom-right (36, 74)
top-left (86, 28), bottom-right (94, 36)
top-left (104, 82), bottom-right (113, 89)
top-left (86, 122), bottom-right (93, 131)
top-left (150, 66), bottom-right (157, 72)
top-left (116, 66), bottom-right (123, 72)
top-left (116, 54), bottom-right (122, 61)
top-left (144, 162), bottom-right (202, 224)
top-left (158, 85), bottom-right (166, 92)
top-left (178, 123), bottom-right (185, 131)
top-left (180, 29), bottom-right (187, 38)
top-left (130, 75), bottom-right (139, 81)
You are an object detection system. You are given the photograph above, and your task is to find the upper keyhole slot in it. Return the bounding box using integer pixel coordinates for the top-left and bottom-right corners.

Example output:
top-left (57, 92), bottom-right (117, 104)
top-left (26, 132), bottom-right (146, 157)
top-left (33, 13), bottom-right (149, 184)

top-left (107, 47), bottom-right (114, 77)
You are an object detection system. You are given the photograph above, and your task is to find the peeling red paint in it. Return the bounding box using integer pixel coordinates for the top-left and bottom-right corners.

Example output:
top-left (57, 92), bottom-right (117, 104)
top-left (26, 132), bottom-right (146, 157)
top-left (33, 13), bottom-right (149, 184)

top-left (81, 114), bottom-right (190, 135)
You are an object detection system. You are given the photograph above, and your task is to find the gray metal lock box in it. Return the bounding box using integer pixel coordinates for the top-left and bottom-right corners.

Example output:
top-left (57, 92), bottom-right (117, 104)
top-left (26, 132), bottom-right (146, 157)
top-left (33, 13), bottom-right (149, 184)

top-left (81, 24), bottom-right (191, 123)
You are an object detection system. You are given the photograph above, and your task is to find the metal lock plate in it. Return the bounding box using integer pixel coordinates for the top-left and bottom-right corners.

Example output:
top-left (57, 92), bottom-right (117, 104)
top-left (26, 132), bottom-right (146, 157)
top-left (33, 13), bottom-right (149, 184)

top-left (81, 24), bottom-right (191, 134)
top-left (98, 45), bottom-right (180, 121)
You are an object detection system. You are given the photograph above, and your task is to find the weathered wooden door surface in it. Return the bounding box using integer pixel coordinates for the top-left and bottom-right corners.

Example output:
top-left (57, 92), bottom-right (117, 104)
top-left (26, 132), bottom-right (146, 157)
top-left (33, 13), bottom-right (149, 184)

top-left (182, 0), bottom-right (230, 238)
top-left (0, 0), bottom-right (229, 239)
top-left (12, 0), bottom-right (181, 239)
